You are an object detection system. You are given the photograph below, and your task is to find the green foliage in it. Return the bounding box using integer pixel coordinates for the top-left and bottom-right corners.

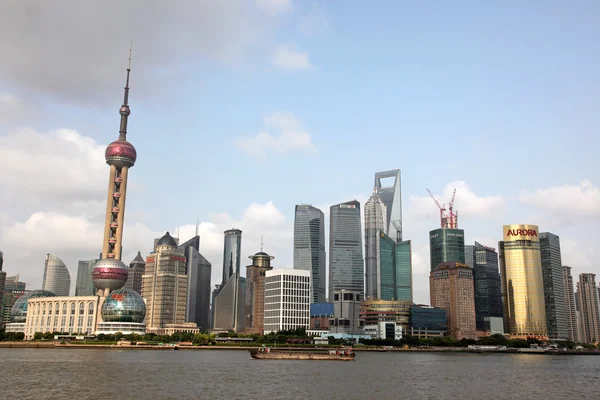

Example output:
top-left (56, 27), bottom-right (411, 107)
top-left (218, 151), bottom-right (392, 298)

top-left (506, 339), bottom-right (529, 348)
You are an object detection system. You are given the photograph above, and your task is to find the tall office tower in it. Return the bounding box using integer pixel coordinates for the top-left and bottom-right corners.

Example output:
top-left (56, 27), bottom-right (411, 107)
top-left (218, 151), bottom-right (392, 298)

top-left (42, 254), bottom-right (71, 296)
top-left (374, 169), bottom-right (402, 241)
top-left (465, 242), bottom-right (503, 332)
top-left (329, 200), bottom-right (364, 300)
top-left (222, 229), bottom-right (242, 285)
top-left (213, 274), bottom-right (246, 332)
top-left (0, 250), bottom-right (5, 302)
top-left (562, 266), bottom-right (579, 341)
top-left (142, 232), bottom-right (188, 329)
top-left (430, 261), bottom-right (477, 340)
top-left (210, 284), bottom-right (221, 329)
top-left (576, 273), bottom-right (600, 343)
top-left (293, 205), bottom-right (326, 303)
top-left (4, 275), bottom-right (26, 292)
top-left (245, 251), bottom-right (274, 333)
top-left (263, 269), bottom-right (310, 334)
top-left (75, 259), bottom-right (99, 296)
top-left (92, 56), bottom-right (138, 295)
top-left (179, 236), bottom-right (212, 330)
top-left (375, 232), bottom-right (412, 302)
top-left (499, 225), bottom-right (547, 337)
top-left (539, 232), bottom-right (568, 340)
top-left (364, 191), bottom-right (387, 299)
top-left (429, 228), bottom-right (465, 271)
top-left (124, 252), bottom-right (146, 294)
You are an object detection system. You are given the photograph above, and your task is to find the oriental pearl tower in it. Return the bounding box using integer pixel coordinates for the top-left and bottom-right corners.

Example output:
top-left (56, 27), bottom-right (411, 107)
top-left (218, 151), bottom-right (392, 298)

top-left (92, 50), bottom-right (137, 296)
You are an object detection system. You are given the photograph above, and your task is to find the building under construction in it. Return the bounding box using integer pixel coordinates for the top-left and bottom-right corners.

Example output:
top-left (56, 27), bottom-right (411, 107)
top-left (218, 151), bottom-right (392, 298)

top-left (427, 188), bottom-right (465, 271)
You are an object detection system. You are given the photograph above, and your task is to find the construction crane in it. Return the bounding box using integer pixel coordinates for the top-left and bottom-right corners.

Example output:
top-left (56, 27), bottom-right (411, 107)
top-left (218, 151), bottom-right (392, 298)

top-left (427, 188), bottom-right (458, 228)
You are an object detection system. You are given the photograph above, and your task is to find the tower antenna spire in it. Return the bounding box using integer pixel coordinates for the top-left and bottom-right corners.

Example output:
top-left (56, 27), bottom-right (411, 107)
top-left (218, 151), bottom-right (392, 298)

top-left (261, 236), bottom-right (264, 252)
top-left (119, 40), bottom-right (132, 140)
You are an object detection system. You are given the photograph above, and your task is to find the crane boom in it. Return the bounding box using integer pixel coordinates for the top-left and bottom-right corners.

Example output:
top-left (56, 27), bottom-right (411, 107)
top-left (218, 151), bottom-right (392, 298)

top-left (427, 189), bottom-right (445, 211)
top-left (449, 188), bottom-right (457, 209)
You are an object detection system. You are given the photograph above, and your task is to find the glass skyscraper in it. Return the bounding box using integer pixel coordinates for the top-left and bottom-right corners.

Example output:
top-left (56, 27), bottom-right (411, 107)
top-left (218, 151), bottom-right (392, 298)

top-left (376, 232), bottom-right (412, 302)
top-left (42, 253), bottom-right (71, 296)
top-left (429, 228), bottom-right (465, 271)
top-left (179, 236), bottom-right (212, 331)
top-left (364, 191), bottom-right (387, 299)
top-left (539, 232), bottom-right (568, 340)
top-left (562, 266), bottom-right (579, 341)
top-left (293, 204), bottom-right (326, 303)
top-left (222, 229), bottom-right (242, 285)
top-left (374, 169), bottom-right (402, 241)
top-left (465, 242), bottom-right (503, 331)
top-left (329, 200), bottom-right (364, 300)
top-left (75, 259), bottom-right (98, 296)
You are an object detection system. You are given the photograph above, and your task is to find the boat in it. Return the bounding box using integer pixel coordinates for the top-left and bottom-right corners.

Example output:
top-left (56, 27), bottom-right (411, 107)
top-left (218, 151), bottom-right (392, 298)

top-left (249, 347), bottom-right (355, 361)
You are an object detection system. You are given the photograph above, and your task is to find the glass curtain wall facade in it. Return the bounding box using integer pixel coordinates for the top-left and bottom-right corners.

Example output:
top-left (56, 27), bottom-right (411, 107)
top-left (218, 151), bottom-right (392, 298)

top-left (293, 205), bottom-right (326, 303)
top-left (222, 229), bottom-right (242, 286)
top-left (562, 266), bottom-right (579, 341)
top-left (364, 192), bottom-right (387, 299)
top-left (179, 236), bottom-right (212, 331)
top-left (539, 232), bottom-right (568, 340)
top-left (429, 228), bottom-right (465, 271)
top-left (42, 254), bottom-right (71, 296)
top-left (376, 232), bottom-right (412, 302)
top-left (499, 225), bottom-right (547, 337)
top-left (374, 169), bottom-right (402, 241)
top-left (75, 259), bottom-right (99, 296)
top-left (329, 200), bottom-right (364, 301)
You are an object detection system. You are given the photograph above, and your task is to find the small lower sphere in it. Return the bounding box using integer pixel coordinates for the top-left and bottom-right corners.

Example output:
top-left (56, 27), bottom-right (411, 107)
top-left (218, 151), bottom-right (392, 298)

top-left (101, 288), bottom-right (146, 323)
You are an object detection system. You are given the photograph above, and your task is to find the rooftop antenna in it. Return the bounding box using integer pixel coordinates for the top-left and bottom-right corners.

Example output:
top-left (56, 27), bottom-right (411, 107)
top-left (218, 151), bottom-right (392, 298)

top-left (177, 225), bottom-right (180, 240)
top-left (118, 40), bottom-right (133, 141)
top-left (261, 236), bottom-right (264, 252)
top-left (195, 219), bottom-right (199, 236)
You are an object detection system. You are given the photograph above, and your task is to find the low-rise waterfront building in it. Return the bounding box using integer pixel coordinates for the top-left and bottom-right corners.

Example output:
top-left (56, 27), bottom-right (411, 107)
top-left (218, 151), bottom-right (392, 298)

top-left (329, 290), bottom-right (364, 334)
top-left (409, 305), bottom-right (447, 338)
top-left (264, 269), bottom-right (310, 334)
top-left (310, 302), bottom-right (333, 330)
top-left (360, 299), bottom-right (412, 331)
top-left (364, 322), bottom-right (403, 341)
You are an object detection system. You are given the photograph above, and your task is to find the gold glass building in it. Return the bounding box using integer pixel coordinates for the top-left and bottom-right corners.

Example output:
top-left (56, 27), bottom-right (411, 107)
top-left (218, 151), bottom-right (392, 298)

top-left (499, 224), bottom-right (547, 338)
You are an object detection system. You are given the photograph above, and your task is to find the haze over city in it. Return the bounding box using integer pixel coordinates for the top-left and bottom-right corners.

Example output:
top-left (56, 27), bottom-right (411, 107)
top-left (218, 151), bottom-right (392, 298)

top-left (0, 1), bottom-right (598, 305)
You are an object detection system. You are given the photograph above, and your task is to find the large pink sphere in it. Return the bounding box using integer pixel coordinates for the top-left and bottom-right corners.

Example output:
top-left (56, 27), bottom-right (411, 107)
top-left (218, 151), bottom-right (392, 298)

top-left (92, 258), bottom-right (129, 291)
top-left (105, 139), bottom-right (137, 168)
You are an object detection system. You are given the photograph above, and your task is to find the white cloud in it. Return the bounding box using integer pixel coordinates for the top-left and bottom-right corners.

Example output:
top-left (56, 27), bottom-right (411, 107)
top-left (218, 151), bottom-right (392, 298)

top-left (235, 111), bottom-right (318, 158)
top-left (256, 0), bottom-right (292, 16)
top-left (408, 180), bottom-right (505, 220)
top-left (298, 4), bottom-right (329, 35)
top-left (0, 93), bottom-right (31, 123)
top-left (519, 180), bottom-right (600, 218)
top-left (272, 44), bottom-right (313, 69)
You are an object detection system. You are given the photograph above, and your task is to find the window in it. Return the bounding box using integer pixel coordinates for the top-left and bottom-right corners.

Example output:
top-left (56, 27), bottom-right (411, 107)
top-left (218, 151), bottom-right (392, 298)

top-left (71, 303), bottom-right (76, 315)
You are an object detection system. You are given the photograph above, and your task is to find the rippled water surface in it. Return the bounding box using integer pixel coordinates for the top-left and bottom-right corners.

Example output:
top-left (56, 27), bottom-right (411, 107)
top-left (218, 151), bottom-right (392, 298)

top-left (1, 349), bottom-right (598, 399)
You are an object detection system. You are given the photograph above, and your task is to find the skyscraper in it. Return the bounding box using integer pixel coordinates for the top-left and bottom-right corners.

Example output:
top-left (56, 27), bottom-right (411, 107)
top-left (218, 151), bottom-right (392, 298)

top-left (429, 228), bottom-right (465, 271)
top-left (562, 266), bottom-right (578, 342)
top-left (179, 235), bottom-right (212, 331)
top-left (430, 261), bottom-right (477, 340)
top-left (245, 251), bottom-right (274, 333)
top-left (222, 229), bottom-right (242, 285)
top-left (75, 259), bottom-right (98, 296)
top-left (576, 273), bottom-right (600, 343)
top-left (92, 54), bottom-right (137, 295)
top-left (42, 254), bottom-right (71, 296)
top-left (142, 232), bottom-right (188, 330)
top-left (375, 232), bottom-right (412, 302)
top-left (329, 200), bottom-right (364, 300)
top-left (293, 205), bottom-right (326, 303)
top-left (0, 251), bottom-right (5, 302)
top-left (124, 252), bottom-right (146, 294)
top-left (499, 225), bottom-right (547, 337)
top-left (364, 191), bottom-right (387, 299)
top-left (374, 169), bottom-right (402, 241)
top-left (465, 242), bottom-right (503, 332)
top-left (539, 232), bottom-right (568, 340)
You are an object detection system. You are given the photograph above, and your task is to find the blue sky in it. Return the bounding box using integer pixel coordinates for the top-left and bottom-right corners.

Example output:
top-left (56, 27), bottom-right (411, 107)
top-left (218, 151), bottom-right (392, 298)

top-left (0, 1), bottom-right (598, 303)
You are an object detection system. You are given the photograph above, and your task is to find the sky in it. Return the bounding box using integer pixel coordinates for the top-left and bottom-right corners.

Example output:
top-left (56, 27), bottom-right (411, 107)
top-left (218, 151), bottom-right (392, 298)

top-left (0, 1), bottom-right (599, 304)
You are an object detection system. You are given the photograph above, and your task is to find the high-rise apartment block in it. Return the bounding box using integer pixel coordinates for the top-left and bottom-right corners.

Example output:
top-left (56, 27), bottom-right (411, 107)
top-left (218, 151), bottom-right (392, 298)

top-left (142, 232), bottom-right (188, 330)
top-left (429, 228), bottom-right (465, 271)
top-left (125, 252), bottom-right (146, 294)
top-left (376, 232), bottom-right (412, 302)
top-left (42, 254), bottom-right (71, 296)
top-left (245, 251), bottom-right (274, 334)
top-left (329, 200), bottom-right (364, 300)
top-left (499, 225), bottom-right (547, 338)
top-left (539, 232), bottom-right (568, 340)
top-left (75, 259), bottom-right (98, 296)
top-left (293, 205), bottom-right (326, 303)
top-left (576, 273), bottom-right (600, 343)
top-left (562, 266), bottom-right (578, 342)
top-left (263, 269), bottom-right (310, 334)
top-left (430, 261), bottom-right (477, 340)
top-left (465, 242), bottom-right (503, 331)
top-left (179, 236), bottom-right (212, 331)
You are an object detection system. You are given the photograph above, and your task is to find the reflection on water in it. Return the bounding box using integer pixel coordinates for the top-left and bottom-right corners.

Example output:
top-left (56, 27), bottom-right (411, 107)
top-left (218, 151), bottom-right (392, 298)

top-left (1, 349), bottom-right (599, 399)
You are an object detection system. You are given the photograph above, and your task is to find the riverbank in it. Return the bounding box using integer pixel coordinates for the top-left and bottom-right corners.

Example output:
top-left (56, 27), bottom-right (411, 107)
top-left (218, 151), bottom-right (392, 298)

top-left (1, 342), bottom-right (598, 355)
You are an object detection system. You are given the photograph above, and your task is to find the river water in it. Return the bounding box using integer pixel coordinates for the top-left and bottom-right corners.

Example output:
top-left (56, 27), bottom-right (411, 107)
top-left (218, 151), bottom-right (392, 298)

top-left (1, 349), bottom-right (598, 399)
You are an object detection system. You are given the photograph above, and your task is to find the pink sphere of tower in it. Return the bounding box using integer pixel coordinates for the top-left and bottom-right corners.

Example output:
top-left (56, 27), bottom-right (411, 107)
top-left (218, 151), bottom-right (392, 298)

top-left (105, 139), bottom-right (137, 168)
top-left (92, 258), bottom-right (129, 291)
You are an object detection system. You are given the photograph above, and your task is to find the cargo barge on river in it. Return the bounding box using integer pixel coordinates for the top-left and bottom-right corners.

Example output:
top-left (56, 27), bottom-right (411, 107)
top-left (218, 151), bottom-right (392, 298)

top-left (249, 347), bottom-right (355, 361)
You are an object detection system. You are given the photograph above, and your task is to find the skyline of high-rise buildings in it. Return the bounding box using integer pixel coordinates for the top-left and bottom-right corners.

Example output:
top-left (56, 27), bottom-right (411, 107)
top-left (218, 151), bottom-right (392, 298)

top-left (329, 200), bottom-right (364, 301)
top-left (293, 204), bottom-right (326, 303)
